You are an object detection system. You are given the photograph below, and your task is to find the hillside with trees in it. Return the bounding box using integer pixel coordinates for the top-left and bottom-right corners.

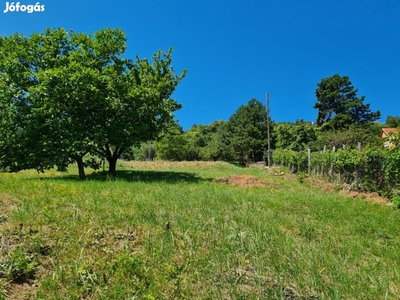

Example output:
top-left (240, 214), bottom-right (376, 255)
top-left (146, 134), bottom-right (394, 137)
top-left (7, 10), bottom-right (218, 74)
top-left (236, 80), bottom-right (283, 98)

top-left (0, 29), bottom-right (398, 189)
top-left (134, 75), bottom-right (390, 166)
top-left (127, 74), bottom-right (400, 201)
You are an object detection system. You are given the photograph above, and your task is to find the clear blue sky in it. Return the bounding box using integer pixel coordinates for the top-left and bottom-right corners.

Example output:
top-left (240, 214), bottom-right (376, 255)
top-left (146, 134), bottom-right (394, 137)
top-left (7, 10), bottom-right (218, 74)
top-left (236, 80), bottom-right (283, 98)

top-left (1, 0), bottom-right (399, 130)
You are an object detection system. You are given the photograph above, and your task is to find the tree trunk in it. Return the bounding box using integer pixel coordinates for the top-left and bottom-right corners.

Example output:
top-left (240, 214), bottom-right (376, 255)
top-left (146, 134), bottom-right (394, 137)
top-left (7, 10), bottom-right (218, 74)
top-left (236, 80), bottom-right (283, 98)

top-left (105, 145), bottom-right (125, 178)
top-left (75, 156), bottom-right (86, 180)
top-left (107, 156), bottom-right (118, 178)
top-left (239, 150), bottom-right (245, 166)
top-left (96, 144), bottom-right (125, 178)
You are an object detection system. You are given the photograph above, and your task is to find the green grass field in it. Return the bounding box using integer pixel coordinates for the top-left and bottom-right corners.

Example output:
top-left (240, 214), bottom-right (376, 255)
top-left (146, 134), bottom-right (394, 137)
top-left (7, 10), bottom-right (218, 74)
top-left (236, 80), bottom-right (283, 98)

top-left (0, 161), bottom-right (399, 299)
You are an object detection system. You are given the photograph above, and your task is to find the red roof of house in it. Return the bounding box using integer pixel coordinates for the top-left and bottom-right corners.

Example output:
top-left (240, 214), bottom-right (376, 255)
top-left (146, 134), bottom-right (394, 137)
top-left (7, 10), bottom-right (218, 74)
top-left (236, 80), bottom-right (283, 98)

top-left (380, 128), bottom-right (398, 139)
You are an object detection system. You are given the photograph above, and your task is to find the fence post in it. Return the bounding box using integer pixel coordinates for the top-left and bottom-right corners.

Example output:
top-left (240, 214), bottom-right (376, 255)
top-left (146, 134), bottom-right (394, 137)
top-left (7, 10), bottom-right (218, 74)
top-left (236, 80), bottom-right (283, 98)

top-left (355, 142), bottom-right (362, 190)
top-left (321, 145), bottom-right (326, 177)
top-left (308, 148), bottom-right (311, 175)
top-left (329, 146), bottom-right (336, 180)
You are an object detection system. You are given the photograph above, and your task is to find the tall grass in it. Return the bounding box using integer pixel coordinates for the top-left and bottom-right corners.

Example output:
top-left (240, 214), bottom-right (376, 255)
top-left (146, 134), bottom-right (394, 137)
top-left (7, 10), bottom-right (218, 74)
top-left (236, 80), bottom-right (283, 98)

top-left (0, 162), bottom-right (399, 299)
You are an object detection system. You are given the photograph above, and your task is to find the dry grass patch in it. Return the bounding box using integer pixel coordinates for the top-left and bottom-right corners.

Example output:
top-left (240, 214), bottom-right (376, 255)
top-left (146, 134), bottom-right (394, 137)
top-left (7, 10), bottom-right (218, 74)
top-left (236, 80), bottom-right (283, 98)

top-left (5, 282), bottom-right (37, 300)
top-left (0, 193), bottom-right (39, 300)
top-left (303, 178), bottom-right (337, 192)
top-left (125, 161), bottom-right (230, 170)
top-left (214, 175), bottom-right (280, 188)
top-left (281, 174), bottom-right (391, 205)
top-left (339, 190), bottom-right (390, 205)
top-left (0, 192), bottom-right (20, 252)
top-left (0, 193), bottom-right (19, 217)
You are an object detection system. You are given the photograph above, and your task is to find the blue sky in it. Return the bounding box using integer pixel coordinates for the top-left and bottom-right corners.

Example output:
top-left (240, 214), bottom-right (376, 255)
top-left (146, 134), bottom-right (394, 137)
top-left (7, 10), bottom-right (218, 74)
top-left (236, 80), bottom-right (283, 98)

top-left (1, 0), bottom-right (399, 130)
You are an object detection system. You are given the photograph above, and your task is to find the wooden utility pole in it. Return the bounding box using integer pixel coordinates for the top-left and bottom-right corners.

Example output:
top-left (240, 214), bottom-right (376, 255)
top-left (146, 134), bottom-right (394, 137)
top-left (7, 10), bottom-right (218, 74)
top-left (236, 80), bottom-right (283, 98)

top-left (266, 93), bottom-right (271, 167)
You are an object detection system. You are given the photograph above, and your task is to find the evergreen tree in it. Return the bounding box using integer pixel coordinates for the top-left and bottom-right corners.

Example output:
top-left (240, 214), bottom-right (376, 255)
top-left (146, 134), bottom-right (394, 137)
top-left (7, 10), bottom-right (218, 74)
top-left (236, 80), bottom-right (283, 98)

top-left (314, 74), bottom-right (380, 131)
top-left (228, 99), bottom-right (268, 165)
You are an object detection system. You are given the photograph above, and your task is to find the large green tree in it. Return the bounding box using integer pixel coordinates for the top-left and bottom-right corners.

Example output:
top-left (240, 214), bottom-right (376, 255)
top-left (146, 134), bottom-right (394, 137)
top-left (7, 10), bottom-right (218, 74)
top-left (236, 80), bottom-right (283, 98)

top-left (155, 123), bottom-right (188, 161)
top-left (275, 120), bottom-right (317, 151)
top-left (184, 124), bottom-right (211, 161)
top-left (0, 28), bottom-right (185, 178)
top-left (228, 99), bottom-right (268, 165)
top-left (184, 121), bottom-right (234, 161)
top-left (199, 120), bottom-right (235, 161)
top-left (314, 74), bottom-right (380, 131)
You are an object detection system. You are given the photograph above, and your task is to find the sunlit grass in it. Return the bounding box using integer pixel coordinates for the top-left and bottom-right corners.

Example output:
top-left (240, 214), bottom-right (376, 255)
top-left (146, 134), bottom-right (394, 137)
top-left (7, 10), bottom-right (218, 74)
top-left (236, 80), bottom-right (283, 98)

top-left (0, 162), bottom-right (399, 299)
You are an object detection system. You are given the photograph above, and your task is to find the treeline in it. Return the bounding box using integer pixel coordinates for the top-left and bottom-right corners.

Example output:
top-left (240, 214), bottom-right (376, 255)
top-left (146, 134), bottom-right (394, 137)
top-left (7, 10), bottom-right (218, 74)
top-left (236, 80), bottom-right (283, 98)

top-left (131, 107), bottom-right (396, 166)
top-left (131, 74), bottom-right (399, 167)
top-left (128, 98), bottom-right (268, 165)
top-left (131, 115), bottom-right (395, 163)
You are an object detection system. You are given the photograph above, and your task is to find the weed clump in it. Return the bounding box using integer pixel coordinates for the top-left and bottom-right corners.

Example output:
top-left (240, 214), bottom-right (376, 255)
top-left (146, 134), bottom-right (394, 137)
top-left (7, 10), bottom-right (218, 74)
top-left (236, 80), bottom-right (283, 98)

top-left (0, 248), bottom-right (36, 283)
top-left (391, 195), bottom-right (400, 209)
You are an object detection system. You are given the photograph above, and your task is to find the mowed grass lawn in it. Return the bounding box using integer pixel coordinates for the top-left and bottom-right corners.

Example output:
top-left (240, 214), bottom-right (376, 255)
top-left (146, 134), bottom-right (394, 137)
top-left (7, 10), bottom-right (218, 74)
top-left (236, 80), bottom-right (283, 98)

top-left (0, 161), bottom-right (399, 299)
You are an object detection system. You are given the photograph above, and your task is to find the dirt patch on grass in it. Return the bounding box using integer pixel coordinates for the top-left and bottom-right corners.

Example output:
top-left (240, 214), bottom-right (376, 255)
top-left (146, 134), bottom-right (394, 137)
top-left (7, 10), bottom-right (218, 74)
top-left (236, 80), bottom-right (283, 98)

top-left (307, 178), bottom-right (337, 192)
top-left (339, 190), bottom-right (390, 205)
top-left (214, 175), bottom-right (279, 188)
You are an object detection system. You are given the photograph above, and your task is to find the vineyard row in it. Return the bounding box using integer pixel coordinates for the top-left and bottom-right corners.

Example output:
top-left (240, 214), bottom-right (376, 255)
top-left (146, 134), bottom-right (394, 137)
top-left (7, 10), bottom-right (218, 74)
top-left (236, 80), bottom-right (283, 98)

top-left (272, 147), bottom-right (400, 197)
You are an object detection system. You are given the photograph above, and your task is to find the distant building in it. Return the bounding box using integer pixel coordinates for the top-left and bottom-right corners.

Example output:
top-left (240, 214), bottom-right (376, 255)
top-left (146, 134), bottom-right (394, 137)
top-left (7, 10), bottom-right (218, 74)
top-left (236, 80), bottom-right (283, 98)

top-left (380, 128), bottom-right (399, 148)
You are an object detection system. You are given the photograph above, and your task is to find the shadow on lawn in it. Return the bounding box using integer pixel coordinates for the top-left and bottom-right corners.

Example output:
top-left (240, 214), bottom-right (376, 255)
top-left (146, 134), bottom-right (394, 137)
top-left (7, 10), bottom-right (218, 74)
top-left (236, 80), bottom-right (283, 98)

top-left (36, 169), bottom-right (209, 184)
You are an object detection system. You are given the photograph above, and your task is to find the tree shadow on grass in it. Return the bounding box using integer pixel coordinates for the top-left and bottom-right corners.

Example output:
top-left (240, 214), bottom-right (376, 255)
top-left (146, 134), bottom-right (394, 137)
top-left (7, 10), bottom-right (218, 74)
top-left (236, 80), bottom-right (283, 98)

top-left (35, 169), bottom-right (210, 184)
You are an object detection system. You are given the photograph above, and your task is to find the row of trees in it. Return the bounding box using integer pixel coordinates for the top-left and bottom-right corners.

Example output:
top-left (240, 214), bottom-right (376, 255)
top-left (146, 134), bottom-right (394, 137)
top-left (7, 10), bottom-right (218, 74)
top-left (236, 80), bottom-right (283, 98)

top-left (133, 73), bottom-right (393, 163)
top-left (131, 99), bottom-right (268, 165)
top-left (134, 113), bottom-right (393, 165)
top-left (0, 28), bottom-right (186, 179)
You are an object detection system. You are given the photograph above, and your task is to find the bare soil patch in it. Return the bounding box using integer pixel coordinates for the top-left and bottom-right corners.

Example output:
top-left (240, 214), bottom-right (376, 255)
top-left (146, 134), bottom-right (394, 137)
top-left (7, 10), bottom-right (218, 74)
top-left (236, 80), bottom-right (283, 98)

top-left (339, 190), bottom-right (390, 205)
top-left (306, 178), bottom-right (337, 192)
top-left (214, 175), bottom-right (279, 188)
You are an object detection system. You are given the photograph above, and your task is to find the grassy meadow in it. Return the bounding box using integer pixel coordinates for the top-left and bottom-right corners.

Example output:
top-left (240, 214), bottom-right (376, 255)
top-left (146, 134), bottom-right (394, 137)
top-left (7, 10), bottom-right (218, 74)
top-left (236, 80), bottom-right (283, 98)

top-left (0, 161), bottom-right (399, 299)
